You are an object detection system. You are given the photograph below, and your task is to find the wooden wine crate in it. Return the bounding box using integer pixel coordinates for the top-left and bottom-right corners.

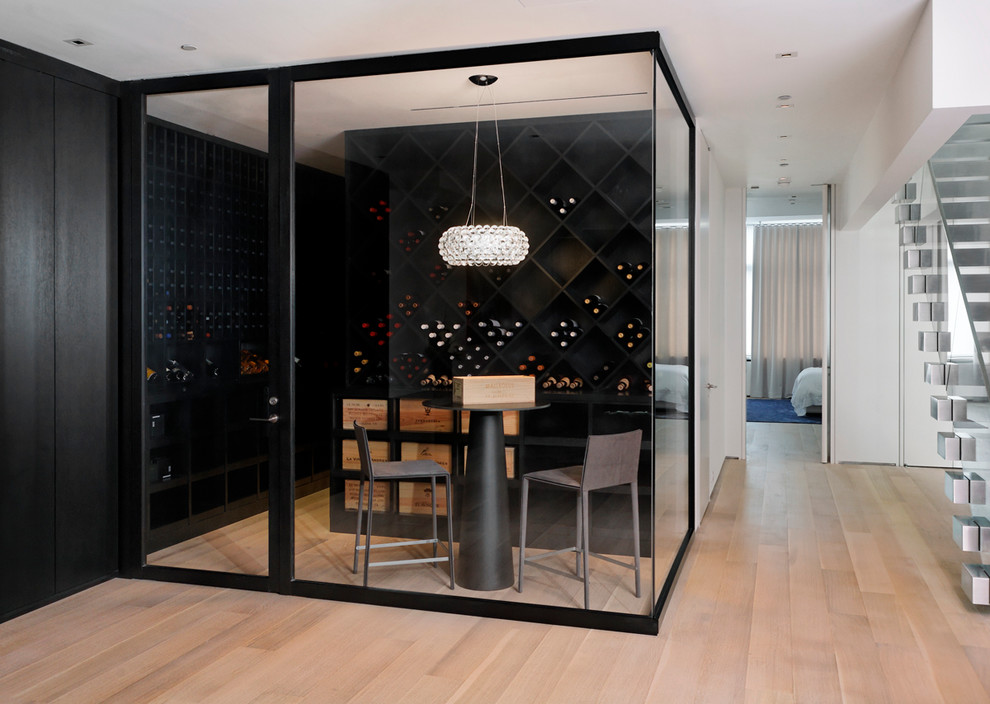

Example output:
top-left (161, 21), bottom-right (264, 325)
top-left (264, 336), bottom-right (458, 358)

top-left (344, 479), bottom-right (390, 512)
top-left (463, 446), bottom-right (516, 479)
top-left (398, 398), bottom-right (454, 432)
top-left (452, 375), bottom-right (535, 405)
top-left (461, 410), bottom-right (520, 435)
top-left (341, 439), bottom-right (389, 470)
top-left (401, 442), bottom-right (452, 471)
top-left (341, 398), bottom-right (388, 430)
top-left (398, 481), bottom-right (448, 516)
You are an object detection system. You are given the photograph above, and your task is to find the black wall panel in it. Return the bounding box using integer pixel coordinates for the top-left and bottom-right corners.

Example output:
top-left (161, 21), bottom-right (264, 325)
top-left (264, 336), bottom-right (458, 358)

top-left (0, 60), bottom-right (57, 616)
top-left (53, 79), bottom-right (118, 592)
top-left (0, 56), bottom-right (118, 620)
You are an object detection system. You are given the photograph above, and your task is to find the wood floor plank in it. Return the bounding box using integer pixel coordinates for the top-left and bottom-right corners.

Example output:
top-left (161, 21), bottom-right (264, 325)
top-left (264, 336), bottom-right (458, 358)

top-left (745, 544), bottom-right (793, 697)
top-left (493, 627), bottom-right (588, 704)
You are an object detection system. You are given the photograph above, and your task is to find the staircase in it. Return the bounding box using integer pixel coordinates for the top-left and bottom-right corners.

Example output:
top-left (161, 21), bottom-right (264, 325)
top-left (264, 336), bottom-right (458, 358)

top-left (925, 114), bottom-right (990, 603)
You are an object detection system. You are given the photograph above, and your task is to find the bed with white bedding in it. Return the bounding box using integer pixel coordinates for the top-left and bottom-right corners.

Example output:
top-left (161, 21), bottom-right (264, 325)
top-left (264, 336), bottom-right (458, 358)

top-left (790, 366), bottom-right (822, 417)
top-left (654, 363), bottom-right (690, 413)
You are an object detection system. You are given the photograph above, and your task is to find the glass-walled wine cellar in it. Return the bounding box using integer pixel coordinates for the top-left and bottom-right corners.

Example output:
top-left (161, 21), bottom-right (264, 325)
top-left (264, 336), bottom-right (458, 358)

top-left (125, 34), bottom-right (693, 633)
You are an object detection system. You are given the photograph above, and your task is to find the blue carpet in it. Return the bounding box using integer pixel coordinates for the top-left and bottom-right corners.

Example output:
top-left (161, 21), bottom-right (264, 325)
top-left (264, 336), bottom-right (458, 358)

top-left (747, 398), bottom-right (821, 424)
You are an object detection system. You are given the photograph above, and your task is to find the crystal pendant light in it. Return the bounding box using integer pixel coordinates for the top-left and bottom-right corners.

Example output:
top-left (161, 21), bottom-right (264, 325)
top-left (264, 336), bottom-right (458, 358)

top-left (438, 75), bottom-right (529, 267)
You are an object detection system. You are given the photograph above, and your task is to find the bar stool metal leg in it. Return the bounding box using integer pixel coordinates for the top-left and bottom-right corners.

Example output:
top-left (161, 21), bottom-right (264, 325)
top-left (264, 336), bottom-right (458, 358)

top-left (363, 478), bottom-right (375, 587)
top-left (518, 476), bottom-right (530, 593)
top-left (431, 476), bottom-right (439, 562)
top-left (581, 490), bottom-right (591, 610)
top-left (631, 479), bottom-right (641, 597)
top-left (445, 474), bottom-right (454, 589)
top-left (353, 479), bottom-right (365, 574)
top-left (575, 493), bottom-right (582, 576)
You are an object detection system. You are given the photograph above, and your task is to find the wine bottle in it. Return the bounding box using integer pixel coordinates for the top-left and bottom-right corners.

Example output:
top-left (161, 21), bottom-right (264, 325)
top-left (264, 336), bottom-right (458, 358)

top-left (591, 361), bottom-right (614, 384)
top-left (616, 377), bottom-right (630, 391)
top-left (167, 359), bottom-right (194, 382)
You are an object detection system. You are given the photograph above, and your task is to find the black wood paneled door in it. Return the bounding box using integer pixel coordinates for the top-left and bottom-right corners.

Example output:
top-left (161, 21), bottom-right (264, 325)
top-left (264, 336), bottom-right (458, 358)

top-left (0, 60), bottom-right (56, 616)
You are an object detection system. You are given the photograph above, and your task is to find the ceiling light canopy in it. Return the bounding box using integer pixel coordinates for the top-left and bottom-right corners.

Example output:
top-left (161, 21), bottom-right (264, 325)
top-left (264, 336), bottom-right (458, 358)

top-left (438, 75), bottom-right (529, 267)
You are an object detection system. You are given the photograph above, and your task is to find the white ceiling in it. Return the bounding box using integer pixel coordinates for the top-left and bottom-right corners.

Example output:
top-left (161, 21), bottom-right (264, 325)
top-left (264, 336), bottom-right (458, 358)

top-left (1, 0), bottom-right (929, 205)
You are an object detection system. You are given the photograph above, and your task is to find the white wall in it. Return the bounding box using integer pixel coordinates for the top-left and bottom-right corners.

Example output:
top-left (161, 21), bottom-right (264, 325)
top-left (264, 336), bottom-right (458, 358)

top-left (932, 0), bottom-right (990, 109)
top-left (723, 187), bottom-right (746, 461)
top-left (694, 132), bottom-right (731, 522)
top-left (694, 131), bottom-right (740, 521)
top-left (708, 149), bottom-right (728, 480)
top-left (840, 0), bottom-right (983, 233)
top-left (832, 198), bottom-right (901, 464)
top-left (900, 173), bottom-right (953, 467)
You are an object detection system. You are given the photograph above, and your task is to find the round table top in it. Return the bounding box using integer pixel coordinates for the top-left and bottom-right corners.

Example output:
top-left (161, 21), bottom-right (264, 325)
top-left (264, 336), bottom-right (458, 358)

top-left (422, 398), bottom-right (550, 412)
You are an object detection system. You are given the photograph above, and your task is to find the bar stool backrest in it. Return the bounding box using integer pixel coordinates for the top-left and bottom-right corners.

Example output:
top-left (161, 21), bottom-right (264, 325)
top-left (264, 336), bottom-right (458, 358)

top-left (580, 429), bottom-right (642, 492)
top-left (353, 421), bottom-right (374, 480)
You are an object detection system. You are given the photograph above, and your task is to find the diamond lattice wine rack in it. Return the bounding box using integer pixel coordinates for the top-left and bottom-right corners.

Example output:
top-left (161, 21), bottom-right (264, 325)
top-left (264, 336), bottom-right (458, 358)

top-left (345, 111), bottom-right (655, 396)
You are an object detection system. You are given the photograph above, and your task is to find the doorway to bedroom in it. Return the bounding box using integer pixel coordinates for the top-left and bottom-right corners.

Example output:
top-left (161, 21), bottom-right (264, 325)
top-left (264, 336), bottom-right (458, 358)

top-left (745, 192), bottom-right (824, 429)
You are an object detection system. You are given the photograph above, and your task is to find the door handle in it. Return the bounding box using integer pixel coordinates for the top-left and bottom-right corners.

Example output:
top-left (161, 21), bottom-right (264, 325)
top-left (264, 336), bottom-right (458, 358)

top-left (249, 414), bottom-right (279, 424)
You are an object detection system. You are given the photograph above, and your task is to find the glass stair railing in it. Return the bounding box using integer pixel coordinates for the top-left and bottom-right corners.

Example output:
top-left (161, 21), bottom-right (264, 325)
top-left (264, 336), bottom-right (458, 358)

top-left (924, 114), bottom-right (990, 604)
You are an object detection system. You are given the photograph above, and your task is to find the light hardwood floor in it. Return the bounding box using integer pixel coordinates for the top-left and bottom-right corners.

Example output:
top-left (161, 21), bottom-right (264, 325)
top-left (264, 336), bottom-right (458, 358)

top-left (5, 421), bottom-right (990, 703)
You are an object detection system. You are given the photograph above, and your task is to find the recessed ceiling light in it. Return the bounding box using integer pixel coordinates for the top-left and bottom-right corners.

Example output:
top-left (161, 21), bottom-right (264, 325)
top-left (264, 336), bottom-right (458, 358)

top-left (777, 94), bottom-right (792, 101)
top-left (776, 103), bottom-right (794, 109)
top-left (775, 52), bottom-right (798, 59)
top-left (180, 44), bottom-right (197, 51)
top-left (778, 135), bottom-right (790, 139)
top-left (64, 38), bottom-right (92, 47)
top-left (750, 186), bottom-right (760, 190)
top-left (780, 162), bottom-right (790, 167)
top-left (778, 176), bottom-right (791, 185)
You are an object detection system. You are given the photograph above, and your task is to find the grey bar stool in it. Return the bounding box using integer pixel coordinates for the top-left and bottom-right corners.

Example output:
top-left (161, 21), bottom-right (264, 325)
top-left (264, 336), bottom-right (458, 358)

top-left (517, 428), bottom-right (642, 609)
top-left (352, 421), bottom-right (454, 589)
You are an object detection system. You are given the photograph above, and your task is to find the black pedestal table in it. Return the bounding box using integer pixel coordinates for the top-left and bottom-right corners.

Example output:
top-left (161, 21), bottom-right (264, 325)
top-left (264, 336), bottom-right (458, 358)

top-left (423, 399), bottom-right (549, 591)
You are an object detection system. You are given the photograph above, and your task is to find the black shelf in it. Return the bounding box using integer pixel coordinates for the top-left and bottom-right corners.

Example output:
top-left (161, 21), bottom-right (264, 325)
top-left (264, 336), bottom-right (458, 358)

top-left (142, 119), bottom-right (338, 553)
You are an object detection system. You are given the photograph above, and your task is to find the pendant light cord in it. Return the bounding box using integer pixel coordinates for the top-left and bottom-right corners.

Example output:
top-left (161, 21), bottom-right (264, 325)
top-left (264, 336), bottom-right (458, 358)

top-left (464, 84), bottom-right (509, 228)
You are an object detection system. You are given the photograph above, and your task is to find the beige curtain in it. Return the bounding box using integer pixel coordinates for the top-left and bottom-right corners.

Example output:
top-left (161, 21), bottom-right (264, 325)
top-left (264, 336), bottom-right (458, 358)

top-left (654, 226), bottom-right (690, 364)
top-left (748, 223), bottom-right (823, 399)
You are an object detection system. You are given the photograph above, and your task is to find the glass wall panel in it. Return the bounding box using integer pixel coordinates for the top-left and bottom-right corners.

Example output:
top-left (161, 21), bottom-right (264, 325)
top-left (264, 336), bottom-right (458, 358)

top-left (291, 53), bottom-right (669, 614)
top-left (143, 87), bottom-right (270, 575)
top-left (652, 61), bottom-right (692, 585)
